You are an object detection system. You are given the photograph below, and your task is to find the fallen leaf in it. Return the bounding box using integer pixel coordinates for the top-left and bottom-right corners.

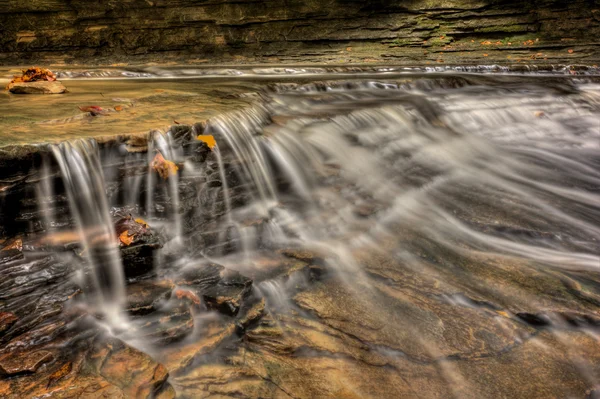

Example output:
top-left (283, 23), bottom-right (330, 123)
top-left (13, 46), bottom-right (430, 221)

top-left (115, 215), bottom-right (149, 246)
top-left (534, 111), bottom-right (545, 118)
top-left (78, 106), bottom-right (106, 116)
top-left (174, 288), bottom-right (202, 305)
top-left (114, 105), bottom-right (123, 111)
top-left (568, 49), bottom-right (574, 53)
top-left (118, 230), bottom-right (134, 246)
top-left (134, 218), bottom-right (149, 228)
top-left (197, 135), bottom-right (217, 150)
top-left (483, 54), bottom-right (489, 57)
top-left (151, 152), bottom-right (179, 179)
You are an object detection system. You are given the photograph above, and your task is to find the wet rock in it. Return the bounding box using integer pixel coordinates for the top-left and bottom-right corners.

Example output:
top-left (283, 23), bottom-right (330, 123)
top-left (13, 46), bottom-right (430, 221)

top-left (516, 312), bottom-right (553, 327)
top-left (202, 270), bottom-right (253, 316)
top-left (235, 298), bottom-right (266, 334)
top-left (8, 81), bottom-right (66, 94)
top-left (0, 312), bottom-right (18, 335)
top-left (0, 350), bottom-right (54, 376)
top-left (176, 263), bottom-right (253, 316)
top-left (116, 216), bottom-right (163, 278)
top-left (125, 300), bottom-right (195, 345)
top-left (125, 280), bottom-right (174, 315)
top-left (279, 248), bottom-right (326, 266)
top-left (0, 238), bottom-right (23, 265)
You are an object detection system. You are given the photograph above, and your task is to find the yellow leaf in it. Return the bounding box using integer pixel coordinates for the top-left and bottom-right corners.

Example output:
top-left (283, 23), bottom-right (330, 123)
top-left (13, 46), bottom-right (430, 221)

top-left (134, 218), bottom-right (148, 228)
top-left (197, 135), bottom-right (217, 150)
top-left (118, 230), bottom-right (134, 246)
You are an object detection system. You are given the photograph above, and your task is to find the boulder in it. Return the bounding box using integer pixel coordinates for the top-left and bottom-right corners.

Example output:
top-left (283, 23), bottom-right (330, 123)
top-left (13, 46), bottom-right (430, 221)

top-left (8, 81), bottom-right (66, 94)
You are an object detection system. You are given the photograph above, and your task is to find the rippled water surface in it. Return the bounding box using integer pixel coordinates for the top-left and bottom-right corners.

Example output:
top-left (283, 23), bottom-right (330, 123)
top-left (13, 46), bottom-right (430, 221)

top-left (1, 66), bottom-right (599, 398)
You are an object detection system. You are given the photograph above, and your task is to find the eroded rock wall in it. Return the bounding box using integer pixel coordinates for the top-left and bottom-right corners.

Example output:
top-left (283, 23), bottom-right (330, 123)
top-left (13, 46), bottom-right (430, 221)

top-left (0, 1), bottom-right (599, 65)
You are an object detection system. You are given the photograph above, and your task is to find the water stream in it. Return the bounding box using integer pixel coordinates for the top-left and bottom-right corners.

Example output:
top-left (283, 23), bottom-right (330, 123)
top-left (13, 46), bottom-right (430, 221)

top-left (2, 69), bottom-right (600, 398)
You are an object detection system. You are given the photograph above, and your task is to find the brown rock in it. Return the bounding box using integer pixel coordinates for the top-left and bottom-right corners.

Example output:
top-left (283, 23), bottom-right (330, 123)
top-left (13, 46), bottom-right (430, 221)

top-left (0, 350), bottom-right (54, 376)
top-left (0, 312), bottom-right (18, 335)
top-left (8, 81), bottom-right (66, 94)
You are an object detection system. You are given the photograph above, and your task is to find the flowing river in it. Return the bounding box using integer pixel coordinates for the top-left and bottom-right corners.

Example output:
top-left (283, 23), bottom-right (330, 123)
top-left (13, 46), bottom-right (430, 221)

top-left (0, 66), bottom-right (599, 398)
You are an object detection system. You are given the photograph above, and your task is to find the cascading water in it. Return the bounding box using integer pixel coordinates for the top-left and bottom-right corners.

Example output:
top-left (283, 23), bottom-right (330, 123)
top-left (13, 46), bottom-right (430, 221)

top-left (50, 139), bottom-right (127, 325)
top-left (4, 70), bottom-right (600, 398)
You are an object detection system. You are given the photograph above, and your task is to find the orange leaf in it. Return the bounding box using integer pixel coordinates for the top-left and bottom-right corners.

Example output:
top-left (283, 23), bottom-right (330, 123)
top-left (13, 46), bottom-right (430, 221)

top-left (114, 105), bottom-right (123, 111)
top-left (174, 288), bottom-right (202, 305)
top-left (118, 230), bottom-right (134, 246)
top-left (134, 218), bottom-right (149, 228)
top-left (197, 135), bottom-right (217, 150)
top-left (151, 152), bottom-right (179, 179)
top-left (568, 49), bottom-right (574, 54)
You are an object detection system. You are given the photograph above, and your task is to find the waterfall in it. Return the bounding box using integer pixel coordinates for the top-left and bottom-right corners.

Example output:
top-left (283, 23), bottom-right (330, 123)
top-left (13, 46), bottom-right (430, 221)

top-left (51, 139), bottom-right (127, 325)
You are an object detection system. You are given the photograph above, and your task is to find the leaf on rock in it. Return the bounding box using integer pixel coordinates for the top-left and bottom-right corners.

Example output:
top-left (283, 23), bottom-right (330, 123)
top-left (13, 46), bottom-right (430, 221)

top-left (5, 67), bottom-right (57, 90)
top-left (118, 230), bottom-right (134, 246)
top-left (197, 135), bottom-right (217, 150)
top-left (151, 152), bottom-right (179, 179)
top-left (115, 215), bottom-right (150, 247)
top-left (134, 218), bottom-right (149, 228)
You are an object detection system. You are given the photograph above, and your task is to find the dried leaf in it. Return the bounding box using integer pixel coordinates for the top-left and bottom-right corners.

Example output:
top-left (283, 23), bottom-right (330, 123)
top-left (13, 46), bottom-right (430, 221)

top-left (151, 152), bottom-right (179, 179)
top-left (118, 230), bottom-right (134, 246)
top-left (174, 288), bottom-right (202, 305)
top-left (78, 105), bottom-right (106, 115)
top-left (114, 105), bottom-right (123, 112)
top-left (6, 67), bottom-right (57, 90)
top-left (197, 135), bottom-right (217, 150)
top-left (568, 49), bottom-right (574, 54)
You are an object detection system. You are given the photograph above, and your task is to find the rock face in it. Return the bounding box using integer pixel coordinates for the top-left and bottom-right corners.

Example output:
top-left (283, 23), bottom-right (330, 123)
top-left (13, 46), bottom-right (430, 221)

top-left (0, 0), bottom-right (599, 65)
top-left (8, 81), bottom-right (66, 94)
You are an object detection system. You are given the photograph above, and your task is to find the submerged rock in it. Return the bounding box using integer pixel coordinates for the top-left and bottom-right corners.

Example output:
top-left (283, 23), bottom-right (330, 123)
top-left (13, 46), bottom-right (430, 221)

top-left (176, 263), bottom-right (253, 316)
top-left (8, 81), bottom-right (66, 94)
top-left (125, 280), bottom-right (174, 315)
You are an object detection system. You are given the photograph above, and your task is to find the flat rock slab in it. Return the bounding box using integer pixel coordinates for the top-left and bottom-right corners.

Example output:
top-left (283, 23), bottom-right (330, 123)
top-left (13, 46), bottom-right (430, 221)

top-left (8, 81), bottom-right (66, 94)
top-left (0, 350), bottom-right (53, 376)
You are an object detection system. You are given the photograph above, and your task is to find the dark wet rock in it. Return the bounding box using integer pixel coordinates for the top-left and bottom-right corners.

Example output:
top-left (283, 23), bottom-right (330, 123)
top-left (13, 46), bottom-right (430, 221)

top-left (516, 312), bottom-right (553, 327)
top-left (8, 81), bottom-right (66, 94)
top-left (120, 238), bottom-right (161, 279)
top-left (126, 280), bottom-right (174, 315)
top-left (0, 350), bottom-right (54, 376)
top-left (115, 216), bottom-right (163, 279)
top-left (175, 263), bottom-right (253, 316)
top-left (201, 271), bottom-right (253, 316)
